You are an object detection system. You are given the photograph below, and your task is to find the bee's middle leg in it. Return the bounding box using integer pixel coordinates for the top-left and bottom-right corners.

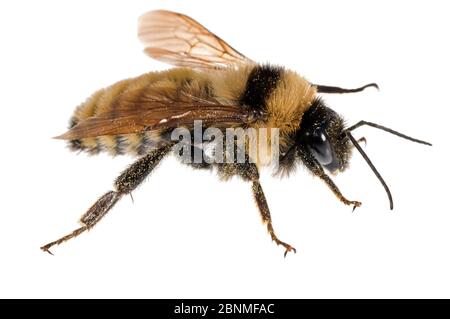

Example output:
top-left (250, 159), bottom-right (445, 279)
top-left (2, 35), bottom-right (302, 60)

top-left (218, 162), bottom-right (296, 257)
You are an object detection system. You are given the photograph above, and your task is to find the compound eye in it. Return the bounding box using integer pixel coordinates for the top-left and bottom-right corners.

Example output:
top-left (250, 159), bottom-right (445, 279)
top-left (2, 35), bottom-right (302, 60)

top-left (307, 128), bottom-right (333, 165)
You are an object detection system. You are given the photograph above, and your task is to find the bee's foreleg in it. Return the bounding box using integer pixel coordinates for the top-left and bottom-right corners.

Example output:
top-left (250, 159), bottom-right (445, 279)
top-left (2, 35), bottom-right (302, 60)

top-left (298, 148), bottom-right (361, 211)
top-left (313, 82), bottom-right (378, 94)
top-left (222, 162), bottom-right (296, 257)
top-left (40, 144), bottom-right (172, 254)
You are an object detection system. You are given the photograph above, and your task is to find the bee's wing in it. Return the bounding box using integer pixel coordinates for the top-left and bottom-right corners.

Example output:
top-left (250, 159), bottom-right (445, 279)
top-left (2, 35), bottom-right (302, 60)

top-left (56, 86), bottom-right (252, 140)
top-left (138, 10), bottom-right (253, 69)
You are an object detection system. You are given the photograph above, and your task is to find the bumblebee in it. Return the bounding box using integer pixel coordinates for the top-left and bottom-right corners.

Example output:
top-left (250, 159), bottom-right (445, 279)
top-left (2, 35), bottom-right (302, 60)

top-left (41, 10), bottom-right (431, 256)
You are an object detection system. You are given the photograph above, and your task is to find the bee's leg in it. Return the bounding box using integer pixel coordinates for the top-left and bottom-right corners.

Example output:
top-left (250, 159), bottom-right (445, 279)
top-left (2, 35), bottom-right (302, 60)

top-left (252, 180), bottom-right (297, 257)
top-left (40, 144), bottom-right (172, 254)
top-left (314, 83), bottom-right (378, 94)
top-left (219, 163), bottom-right (296, 257)
top-left (298, 148), bottom-right (361, 210)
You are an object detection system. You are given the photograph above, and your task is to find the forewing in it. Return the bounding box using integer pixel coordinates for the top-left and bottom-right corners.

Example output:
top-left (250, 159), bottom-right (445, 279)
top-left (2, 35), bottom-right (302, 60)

top-left (138, 10), bottom-right (253, 69)
top-left (56, 87), bottom-right (252, 140)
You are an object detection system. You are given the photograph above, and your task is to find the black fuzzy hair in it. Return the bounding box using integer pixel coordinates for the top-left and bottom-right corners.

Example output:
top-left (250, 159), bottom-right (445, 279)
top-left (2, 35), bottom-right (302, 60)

top-left (297, 98), bottom-right (352, 172)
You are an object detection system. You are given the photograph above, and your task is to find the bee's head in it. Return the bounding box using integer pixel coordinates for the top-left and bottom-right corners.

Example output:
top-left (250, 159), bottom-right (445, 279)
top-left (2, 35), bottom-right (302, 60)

top-left (290, 97), bottom-right (431, 210)
top-left (296, 98), bottom-right (351, 173)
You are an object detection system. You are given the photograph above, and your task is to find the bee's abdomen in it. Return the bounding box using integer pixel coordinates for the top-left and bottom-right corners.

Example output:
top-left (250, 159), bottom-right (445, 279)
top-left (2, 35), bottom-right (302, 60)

top-left (67, 130), bottom-right (169, 156)
top-left (66, 70), bottom-right (183, 156)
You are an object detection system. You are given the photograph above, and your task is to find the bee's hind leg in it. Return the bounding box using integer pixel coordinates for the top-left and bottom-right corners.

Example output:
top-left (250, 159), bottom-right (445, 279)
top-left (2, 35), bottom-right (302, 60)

top-left (219, 162), bottom-right (296, 257)
top-left (40, 144), bottom-right (172, 254)
top-left (313, 82), bottom-right (378, 94)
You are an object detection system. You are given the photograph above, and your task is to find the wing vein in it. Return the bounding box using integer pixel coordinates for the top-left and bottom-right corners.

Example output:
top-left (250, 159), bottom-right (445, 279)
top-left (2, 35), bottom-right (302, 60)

top-left (138, 10), bottom-right (253, 69)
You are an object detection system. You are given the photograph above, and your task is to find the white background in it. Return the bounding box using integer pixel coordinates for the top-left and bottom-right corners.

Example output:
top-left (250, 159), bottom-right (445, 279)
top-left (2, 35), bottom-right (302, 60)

top-left (0, 0), bottom-right (448, 298)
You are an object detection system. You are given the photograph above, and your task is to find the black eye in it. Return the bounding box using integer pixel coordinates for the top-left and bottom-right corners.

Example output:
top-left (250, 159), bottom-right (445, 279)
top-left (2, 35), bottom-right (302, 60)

top-left (306, 128), bottom-right (333, 166)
